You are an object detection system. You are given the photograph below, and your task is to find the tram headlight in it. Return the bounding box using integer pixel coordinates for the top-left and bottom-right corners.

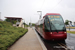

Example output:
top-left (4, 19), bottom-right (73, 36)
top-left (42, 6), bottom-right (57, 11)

top-left (50, 32), bottom-right (52, 34)
top-left (64, 32), bottom-right (66, 33)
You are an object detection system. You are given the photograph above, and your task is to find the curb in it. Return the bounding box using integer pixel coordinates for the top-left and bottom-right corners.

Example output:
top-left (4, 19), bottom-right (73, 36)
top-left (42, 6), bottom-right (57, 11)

top-left (33, 27), bottom-right (47, 50)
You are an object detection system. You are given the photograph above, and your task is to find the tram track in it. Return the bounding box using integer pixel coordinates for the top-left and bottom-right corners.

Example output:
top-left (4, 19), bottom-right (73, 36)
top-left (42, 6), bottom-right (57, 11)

top-left (58, 43), bottom-right (72, 50)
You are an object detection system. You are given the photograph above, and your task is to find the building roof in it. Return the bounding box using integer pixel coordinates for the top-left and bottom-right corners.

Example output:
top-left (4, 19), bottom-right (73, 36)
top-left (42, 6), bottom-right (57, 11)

top-left (43, 13), bottom-right (60, 18)
top-left (5, 17), bottom-right (22, 19)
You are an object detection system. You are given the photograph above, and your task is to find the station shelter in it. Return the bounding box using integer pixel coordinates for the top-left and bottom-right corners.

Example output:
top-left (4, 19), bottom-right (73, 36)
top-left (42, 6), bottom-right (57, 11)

top-left (5, 17), bottom-right (24, 28)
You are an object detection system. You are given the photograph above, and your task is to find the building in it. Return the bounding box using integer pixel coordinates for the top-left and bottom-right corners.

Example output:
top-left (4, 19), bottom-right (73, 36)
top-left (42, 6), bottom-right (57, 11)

top-left (5, 17), bottom-right (24, 28)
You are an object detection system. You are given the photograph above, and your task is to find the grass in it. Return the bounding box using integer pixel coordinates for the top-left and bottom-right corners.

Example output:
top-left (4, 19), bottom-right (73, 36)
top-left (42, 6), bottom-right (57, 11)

top-left (25, 25), bottom-right (29, 27)
top-left (0, 21), bottom-right (28, 50)
top-left (66, 27), bottom-right (75, 34)
top-left (66, 27), bottom-right (75, 29)
top-left (67, 31), bottom-right (75, 34)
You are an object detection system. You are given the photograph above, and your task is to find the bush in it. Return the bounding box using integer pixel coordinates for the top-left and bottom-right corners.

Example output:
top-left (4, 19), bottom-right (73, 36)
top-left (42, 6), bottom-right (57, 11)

top-left (0, 21), bottom-right (28, 50)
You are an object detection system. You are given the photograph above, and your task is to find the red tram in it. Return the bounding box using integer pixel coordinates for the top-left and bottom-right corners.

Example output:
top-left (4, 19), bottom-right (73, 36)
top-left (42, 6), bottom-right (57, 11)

top-left (35, 13), bottom-right (67, 40)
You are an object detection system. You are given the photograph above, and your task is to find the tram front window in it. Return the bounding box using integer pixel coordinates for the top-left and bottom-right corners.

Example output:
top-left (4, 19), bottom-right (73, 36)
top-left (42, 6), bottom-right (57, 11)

top-left (48, 15), bottom-right (66, 31)
top-left (44, 17), bottom-right (50, 32)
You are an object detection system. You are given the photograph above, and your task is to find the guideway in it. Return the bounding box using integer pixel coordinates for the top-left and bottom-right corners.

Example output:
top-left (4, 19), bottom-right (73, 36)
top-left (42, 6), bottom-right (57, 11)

top-left (8, 27), bottom-right (43, 50)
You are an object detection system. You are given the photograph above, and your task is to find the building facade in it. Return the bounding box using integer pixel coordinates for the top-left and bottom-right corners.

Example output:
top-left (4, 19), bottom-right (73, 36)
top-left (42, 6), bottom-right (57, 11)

top-left (5, 17), bottom-right (24, 28)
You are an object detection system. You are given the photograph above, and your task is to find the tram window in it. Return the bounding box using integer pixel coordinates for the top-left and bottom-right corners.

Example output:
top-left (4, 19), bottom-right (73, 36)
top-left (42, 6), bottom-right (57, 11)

top-left (44, 18), bottom-right (50, 32)
top-left (40, 20), bottom-right (43, 28)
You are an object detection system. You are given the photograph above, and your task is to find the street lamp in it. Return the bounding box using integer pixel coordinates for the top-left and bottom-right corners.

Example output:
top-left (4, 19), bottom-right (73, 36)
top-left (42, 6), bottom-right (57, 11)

top-left (30, 17), bottom-right (32, 28)
top-left (37, 11), bottom-right (42, 19)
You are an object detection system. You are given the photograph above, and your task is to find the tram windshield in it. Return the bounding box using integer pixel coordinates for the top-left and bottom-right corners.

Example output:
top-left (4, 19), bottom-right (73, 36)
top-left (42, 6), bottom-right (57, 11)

top-left (48, 15), bottom-right (66, 31)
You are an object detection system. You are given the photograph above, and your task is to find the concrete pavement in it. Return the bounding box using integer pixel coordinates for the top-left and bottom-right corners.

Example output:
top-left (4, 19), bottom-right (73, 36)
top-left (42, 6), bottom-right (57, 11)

top-left (8, 27), bottom-right (43, 50)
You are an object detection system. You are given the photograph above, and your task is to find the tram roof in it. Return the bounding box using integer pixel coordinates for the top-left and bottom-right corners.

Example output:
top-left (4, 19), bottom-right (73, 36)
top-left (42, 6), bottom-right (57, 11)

top-left (43, 13), bottom-right (60, 18)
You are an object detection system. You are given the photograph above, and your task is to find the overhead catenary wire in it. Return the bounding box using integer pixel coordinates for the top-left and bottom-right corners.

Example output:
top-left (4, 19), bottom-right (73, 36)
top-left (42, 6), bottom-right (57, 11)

top-left (38, 0), bottom-right (62, 18)
top-left (39, 0), bottom-right (62, 12)
top-left (50, 0), bottom-right (62, 11)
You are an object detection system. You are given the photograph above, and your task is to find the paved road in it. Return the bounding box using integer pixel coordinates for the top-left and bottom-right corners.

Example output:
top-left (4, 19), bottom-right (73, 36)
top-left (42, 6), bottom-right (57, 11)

top-left (34, 27), bottom-right (75, 50)
top-left (8, 27), bottom-right (42, 50)
top-left (67, 29), bottom-right (75, 31)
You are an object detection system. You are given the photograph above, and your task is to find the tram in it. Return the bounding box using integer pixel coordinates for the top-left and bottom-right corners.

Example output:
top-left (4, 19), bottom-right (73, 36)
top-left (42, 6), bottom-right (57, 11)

top-left (35, 13), bottom-right (67, 40)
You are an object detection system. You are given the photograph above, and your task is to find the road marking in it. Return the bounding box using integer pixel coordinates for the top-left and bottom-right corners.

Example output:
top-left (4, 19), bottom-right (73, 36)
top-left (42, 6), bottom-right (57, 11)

top-left (58, 43), bottom-right (72, 50)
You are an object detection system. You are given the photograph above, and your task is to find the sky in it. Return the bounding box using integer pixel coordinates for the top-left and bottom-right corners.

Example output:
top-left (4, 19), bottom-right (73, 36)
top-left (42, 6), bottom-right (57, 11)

top-left (0, 0), bottom-right (75, 24)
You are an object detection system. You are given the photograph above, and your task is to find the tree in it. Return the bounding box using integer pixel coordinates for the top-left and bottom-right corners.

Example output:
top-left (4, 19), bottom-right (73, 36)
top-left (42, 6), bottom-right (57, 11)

top-left (29, 23), bottom-right (31, 26)
top-left (74, 22), bottom-right (75, 25)
top-left (23, 23), bottom-right (25, 25)
top-left (5, 18), bottom-right (17, 24)
top-left (5, 18), bottom-right (10, 22)
top-left (32, 23), bottom-right (35, 26)
top-left (23, 22), bottom-right (29, 27)
top-left (69, 21), bottom-right (72, 26)
top-left (65, 20), bottom-right (69, 25)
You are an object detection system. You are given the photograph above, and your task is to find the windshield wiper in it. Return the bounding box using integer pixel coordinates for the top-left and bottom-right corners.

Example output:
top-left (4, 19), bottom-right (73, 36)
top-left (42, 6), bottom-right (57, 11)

top-left (50, 22), bottom-right (58, 33)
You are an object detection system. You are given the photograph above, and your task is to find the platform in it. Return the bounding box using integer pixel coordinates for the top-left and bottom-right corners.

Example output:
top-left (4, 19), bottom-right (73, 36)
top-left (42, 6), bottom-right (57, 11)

top-left (8, 27), bottom-right (43, 50)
